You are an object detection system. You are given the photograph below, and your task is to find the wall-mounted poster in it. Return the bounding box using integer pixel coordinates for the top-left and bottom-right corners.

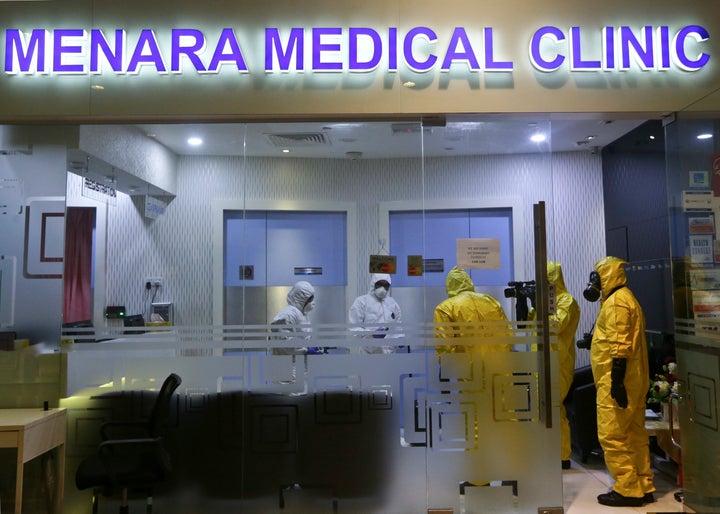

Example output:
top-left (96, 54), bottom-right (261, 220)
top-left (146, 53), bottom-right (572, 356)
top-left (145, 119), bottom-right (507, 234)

top-left (689, 215), bottom-right (715, 235)
top-left (689, 170), bottom-right (710, 189)
top-left (683, 190), bottom-right (713, 212)
top-left (690, 234), bottom-right (714, 265)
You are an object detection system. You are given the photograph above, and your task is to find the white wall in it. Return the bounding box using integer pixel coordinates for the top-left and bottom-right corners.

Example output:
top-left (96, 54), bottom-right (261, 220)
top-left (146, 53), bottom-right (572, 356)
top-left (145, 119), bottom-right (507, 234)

top-left (1, 145), bottom-right (67, 344)
top-left (101, 151), bottom-right (604, 365)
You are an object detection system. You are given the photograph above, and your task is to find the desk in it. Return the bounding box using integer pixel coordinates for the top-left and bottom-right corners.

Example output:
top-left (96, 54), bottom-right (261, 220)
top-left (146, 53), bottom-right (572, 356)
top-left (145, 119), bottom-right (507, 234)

top-left (646, 409), bottom-right (682, 465)
top-left (0, 408), bottom-right (66, 514)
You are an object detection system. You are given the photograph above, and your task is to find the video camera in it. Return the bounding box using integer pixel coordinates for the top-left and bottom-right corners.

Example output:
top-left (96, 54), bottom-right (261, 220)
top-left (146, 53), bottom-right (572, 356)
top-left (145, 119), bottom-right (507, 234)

top-left (504, 280), bottom-right (536, 322)
top-left (576, 331), bottom-right (593, 349)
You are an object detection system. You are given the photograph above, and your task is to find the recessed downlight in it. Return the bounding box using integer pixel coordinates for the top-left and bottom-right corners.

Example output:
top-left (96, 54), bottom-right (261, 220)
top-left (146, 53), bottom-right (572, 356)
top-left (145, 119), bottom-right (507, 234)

top-left (697, 133), bottom-right (713, 140)
top-left (187, 137), bottom-right (203, 146)
top-left (530, 133), bottom-right (547, 143)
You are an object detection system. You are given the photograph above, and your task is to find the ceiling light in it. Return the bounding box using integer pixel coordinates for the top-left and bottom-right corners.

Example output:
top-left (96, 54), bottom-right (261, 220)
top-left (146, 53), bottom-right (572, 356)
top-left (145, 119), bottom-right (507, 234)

top-left (282, 149), bottom-right (290, 153)
top-left (530, 133), bottom-right (547, 143)
top-left (187, 137), bottom-right (203, 146)
top-left (697, 133), bottom-right (713, 140)
top-left (90, 84), bottom-right (104, 90)
top-left (649, 135), bottom-right (656, 140)
top-left (586, 135), bottom-right (597, 140)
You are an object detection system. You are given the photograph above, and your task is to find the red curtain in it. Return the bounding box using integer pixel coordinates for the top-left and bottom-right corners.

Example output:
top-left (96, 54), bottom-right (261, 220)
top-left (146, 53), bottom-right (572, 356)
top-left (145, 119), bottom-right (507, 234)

top-left (63, 207), bottom-right (95, 324)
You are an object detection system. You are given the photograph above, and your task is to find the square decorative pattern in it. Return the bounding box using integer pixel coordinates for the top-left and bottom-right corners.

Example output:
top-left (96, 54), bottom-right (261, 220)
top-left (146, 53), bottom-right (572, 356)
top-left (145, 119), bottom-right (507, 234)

top-left (493, 372), bottom-right (537, 422)
top-left (428, 395), bottom-right (477, 451)
top-left (400, 373), bottom-right (428, 447)
top-left (23, 198), bottom-right (65, 278)
top-left (251, 404), bottom-right (298, 453)
top-left (433, 351), bottom-right (485, 393)
top-left (460, 480), bottom-right (518, 513)
top-left (368, 385), bottom-right (392, 410)
top-left (313, 375), bottom-right (361, 424)
top-left (688, 372), bottom-right (718, 431)
top-left (185, 387), bottom-right (208, 413)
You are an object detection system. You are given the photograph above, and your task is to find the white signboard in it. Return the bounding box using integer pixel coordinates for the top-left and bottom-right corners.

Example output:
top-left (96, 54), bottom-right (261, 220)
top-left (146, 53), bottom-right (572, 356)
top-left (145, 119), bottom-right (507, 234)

top-left (145, 195), bottom-right (167, 220)
top-left (456, 238), bottom-right (500, 269)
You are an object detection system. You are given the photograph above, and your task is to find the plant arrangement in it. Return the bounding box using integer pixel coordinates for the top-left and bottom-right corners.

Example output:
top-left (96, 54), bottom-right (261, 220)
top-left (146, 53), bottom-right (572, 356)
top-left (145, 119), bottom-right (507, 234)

top-left (648, 357), bottom-right (677, 404)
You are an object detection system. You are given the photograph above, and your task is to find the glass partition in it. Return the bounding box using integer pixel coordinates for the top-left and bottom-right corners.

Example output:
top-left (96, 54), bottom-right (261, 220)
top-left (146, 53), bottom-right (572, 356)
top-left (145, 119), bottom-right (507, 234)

top-left (665, 116), bottom-right (720, 513)
top-left (0, 117), bottom-right (593, 512)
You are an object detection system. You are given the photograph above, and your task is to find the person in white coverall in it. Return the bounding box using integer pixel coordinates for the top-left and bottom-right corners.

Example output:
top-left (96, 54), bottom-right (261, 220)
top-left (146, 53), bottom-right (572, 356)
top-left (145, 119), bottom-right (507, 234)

top-left (348, 273), bottom-right (402, 354)
top-left (270, 281), bottom-right (322, 355)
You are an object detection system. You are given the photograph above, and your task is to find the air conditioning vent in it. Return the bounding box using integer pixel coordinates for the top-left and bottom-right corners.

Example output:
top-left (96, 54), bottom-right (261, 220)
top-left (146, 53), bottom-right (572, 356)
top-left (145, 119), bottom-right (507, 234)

top-left (266, 132), bottom-right (330, 147)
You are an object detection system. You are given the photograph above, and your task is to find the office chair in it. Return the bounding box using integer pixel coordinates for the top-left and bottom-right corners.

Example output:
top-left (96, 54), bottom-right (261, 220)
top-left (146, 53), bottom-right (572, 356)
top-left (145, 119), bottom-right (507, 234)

top-left (75, 373), bottom-right (182, 514)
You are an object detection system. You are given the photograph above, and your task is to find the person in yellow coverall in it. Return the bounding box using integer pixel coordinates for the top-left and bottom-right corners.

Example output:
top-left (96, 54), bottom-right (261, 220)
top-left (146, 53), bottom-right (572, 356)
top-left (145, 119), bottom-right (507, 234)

top-left (546, 262), bottom-right (581, 470)
top-left (433, 266), bottom-right (512, 354)
top-left (526, 262), bottom-right (580, 469)
top-left (584, 256), bottom-right (655, 507)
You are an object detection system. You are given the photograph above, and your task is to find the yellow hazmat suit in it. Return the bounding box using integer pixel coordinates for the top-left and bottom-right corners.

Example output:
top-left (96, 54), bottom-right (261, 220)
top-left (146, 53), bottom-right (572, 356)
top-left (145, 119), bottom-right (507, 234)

top-left (590, 256), bottom-right (654, 500)
top-left (547, 261), bottom-right (580, 463)
top-left (433, 266), bottom-right (512, 354)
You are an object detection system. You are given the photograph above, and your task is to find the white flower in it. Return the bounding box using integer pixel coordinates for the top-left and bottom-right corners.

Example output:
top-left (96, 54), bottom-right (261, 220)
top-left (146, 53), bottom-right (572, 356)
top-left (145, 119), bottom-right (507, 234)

top-left (667, 362), bottom-right (677, 374)
top-left (653, 380), bottom-right (671, 399)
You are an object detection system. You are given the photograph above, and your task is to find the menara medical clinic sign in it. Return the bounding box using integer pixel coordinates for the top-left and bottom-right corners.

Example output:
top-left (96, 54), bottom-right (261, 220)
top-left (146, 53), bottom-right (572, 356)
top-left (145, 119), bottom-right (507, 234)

top-left (0, 24), bottom-right (711, 77)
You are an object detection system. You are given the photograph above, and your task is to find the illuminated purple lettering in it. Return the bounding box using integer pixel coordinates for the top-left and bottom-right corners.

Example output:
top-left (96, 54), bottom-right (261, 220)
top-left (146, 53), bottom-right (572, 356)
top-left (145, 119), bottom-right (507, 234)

top-left (388, 27), bottom-right (398, 71)
top-left (404, 26), bottom-right (437, 72)
top-left (620, 26), bottom-right (653, 70)
top-left (207, 28), bottom-right (248, 72)
top-left (570, 27), bottom-right (601, 70)
top-left (529, 26), bottom-right (565, 72)
top-left (674, 25), bottom-right (710, 71)
top-left (440, 27), bottom-right (479, 71)
top-left (265, 28), bottom-right (303, 72)
top-left (5, 29), bottom-right (46, 73)
top-left (312, 27), bottom-right (342, 71)
top-left (53, 29), bottom-right (85, 73)
top-left (171, 29), bottom-right (206, 73)
top-left (127, 30), bottom-right (166, 73)
top-left (349, 27), bottom-right (381, 72)
top-left (603, 26), bottom-right (614, 69)
top-left (90, 29), bottom-right (124, 73)
top-left (657, 26), bottom-right (671, 69)
top-left (484, 27), bottom-right (512, 71)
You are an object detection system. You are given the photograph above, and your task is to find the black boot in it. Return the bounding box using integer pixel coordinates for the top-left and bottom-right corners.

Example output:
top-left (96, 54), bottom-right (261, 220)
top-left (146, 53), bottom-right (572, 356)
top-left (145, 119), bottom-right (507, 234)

top-left (597, 490), bottom-right (644, 507)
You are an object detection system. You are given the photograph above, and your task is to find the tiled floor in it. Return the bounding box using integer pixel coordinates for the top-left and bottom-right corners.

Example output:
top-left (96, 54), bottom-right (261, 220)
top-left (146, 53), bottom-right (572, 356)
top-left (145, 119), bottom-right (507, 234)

top-left (563, 454), bottom-right (685, 513)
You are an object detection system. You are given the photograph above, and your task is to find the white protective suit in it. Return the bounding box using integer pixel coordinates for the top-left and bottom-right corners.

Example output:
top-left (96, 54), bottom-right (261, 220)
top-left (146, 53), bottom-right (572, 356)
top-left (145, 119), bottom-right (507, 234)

top-left (349, 273), bottom-right (402, 354)
top-left (270, 281), bottom-right (316, 355)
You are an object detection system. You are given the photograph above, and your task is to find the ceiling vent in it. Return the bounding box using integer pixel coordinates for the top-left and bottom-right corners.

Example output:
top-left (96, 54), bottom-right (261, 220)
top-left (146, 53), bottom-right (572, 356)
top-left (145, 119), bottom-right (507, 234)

top-left (266, 132), bottom-right (330, 147)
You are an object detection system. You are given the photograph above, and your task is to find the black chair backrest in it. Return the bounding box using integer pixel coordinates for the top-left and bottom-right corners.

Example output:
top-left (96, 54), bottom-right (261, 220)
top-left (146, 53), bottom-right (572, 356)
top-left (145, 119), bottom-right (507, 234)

top-left (148, 373), bottom-right (182, 437)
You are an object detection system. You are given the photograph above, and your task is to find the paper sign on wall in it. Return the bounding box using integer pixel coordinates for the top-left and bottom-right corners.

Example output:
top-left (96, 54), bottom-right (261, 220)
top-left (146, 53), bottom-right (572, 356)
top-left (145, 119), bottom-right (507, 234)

top-left (369, 254), bottom-right (396, 274)
top-left (456, 238), bottom-right (500, 269)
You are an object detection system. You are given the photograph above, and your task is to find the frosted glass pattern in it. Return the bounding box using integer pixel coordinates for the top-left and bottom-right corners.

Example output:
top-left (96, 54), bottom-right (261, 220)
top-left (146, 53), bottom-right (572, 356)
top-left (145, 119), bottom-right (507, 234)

top-left (60, 322), bottom-right (561, 513)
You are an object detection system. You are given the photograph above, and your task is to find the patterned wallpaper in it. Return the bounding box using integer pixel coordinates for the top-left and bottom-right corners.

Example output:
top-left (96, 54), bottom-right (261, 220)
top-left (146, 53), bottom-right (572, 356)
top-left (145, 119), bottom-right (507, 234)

top-left (98, 151), bottom-right (604, 367)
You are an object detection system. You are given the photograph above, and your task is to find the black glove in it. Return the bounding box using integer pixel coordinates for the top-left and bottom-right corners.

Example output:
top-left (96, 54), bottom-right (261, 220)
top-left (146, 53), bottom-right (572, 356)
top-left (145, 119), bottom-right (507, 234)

top-left (610, 358), bottom-right (628, 408)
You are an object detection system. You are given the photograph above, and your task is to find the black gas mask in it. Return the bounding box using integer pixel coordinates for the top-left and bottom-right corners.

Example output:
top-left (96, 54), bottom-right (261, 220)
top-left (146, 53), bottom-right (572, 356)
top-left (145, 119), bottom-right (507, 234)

top-left (583, 271), bottom-right (602, 302)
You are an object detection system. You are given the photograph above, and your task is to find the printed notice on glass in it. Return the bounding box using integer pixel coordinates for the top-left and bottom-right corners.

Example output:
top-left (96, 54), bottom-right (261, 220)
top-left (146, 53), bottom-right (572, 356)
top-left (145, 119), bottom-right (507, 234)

top-left (692, 289), bottom-right (720, 333)
top-left (682, 189), bottom-right (713, 212)
top-left (456, 238), bottom-right (500, 269)
top-left (689, 234), bottom-right (713, 265)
